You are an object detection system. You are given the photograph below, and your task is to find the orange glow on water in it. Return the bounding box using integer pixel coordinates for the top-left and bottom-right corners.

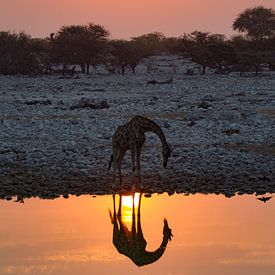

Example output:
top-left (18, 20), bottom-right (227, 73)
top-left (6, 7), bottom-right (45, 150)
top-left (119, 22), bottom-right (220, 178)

top-left (0, 194), bottom-right (275, 274)
top-left (121, 193), bottom-right (140, 209)
top-left (121, 193), bottom-right (140, 224)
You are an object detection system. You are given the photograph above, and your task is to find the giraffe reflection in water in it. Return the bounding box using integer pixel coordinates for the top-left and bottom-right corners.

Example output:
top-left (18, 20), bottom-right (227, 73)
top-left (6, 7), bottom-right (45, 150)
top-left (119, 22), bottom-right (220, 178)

top-left (109, 192), bottom-right (173, 266)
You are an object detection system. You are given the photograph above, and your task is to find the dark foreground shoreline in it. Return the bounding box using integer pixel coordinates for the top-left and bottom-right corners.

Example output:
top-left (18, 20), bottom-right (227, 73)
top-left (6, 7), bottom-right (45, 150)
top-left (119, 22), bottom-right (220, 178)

top-left (1, 163), bottom-right (274, 201)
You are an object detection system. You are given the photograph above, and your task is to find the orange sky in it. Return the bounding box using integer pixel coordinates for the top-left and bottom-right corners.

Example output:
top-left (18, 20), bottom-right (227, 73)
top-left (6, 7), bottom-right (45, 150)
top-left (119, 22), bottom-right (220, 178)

top-left (1, 0), bottom-right (275, 38)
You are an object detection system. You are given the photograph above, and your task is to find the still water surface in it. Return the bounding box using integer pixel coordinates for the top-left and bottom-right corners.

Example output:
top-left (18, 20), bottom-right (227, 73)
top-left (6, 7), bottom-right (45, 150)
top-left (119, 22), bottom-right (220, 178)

top-left (0, 193), bottom-right (274, 275)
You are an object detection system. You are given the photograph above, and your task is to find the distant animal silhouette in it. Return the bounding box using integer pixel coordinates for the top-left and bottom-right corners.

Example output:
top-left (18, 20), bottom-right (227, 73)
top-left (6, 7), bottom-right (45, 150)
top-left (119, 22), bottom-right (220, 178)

top-left (109, 193), bottom-right (173, 266)
top-left (257, 196), bottom-right (272, 203)
top-left (108, 115), bottom-right (171, 185)
top-left (51, 65), bottom-right (76, 76)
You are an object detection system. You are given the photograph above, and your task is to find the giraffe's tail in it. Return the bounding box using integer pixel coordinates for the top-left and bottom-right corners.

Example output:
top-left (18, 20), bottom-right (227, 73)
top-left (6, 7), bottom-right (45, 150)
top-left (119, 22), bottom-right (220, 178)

top-left (108, 154), bottom-right (114, 170)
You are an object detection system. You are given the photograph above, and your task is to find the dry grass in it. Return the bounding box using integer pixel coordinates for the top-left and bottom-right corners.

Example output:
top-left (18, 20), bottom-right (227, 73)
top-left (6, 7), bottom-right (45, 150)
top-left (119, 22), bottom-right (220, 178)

top-left (258, 109), bottom-right (275, 118)
top-left (225, 143), bottom-right (275, 156)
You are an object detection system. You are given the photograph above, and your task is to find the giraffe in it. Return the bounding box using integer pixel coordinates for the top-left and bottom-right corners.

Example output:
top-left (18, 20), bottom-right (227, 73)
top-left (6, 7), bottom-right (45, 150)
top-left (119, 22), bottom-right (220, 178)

top-left (108, 115), bottom-right (171, 184)
top-left (109, 193), bottom-right (173, 266)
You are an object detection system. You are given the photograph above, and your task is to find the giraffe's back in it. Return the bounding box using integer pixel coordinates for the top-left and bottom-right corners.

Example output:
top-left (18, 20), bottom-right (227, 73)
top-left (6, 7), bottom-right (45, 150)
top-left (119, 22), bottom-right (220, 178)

top-left (129, 115), bottom-right (161, 134)
top-left (112, 124), bottom-right (130, 148)
top-left (112, 120), bottom-right (146, 149)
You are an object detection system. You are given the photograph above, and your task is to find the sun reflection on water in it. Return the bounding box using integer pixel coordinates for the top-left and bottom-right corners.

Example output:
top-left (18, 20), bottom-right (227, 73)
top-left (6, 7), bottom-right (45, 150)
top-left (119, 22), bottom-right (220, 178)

top-left (121, 193), bottom-right (140, 209)
top-left (121, 193), bottom-right (140, 224)
top-left (1, 194), bottom-right (275, 274)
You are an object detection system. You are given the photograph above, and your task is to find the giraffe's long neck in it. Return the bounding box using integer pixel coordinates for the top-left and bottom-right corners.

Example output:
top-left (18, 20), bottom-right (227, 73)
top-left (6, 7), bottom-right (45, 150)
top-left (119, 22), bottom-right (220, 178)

top-left (139, 118), bottom-right (169, 148)
top-left (134, 234), bottom-right (170, 266)
top-left (153, 126), bottom-right (168, 149)
top-left (149, 235), bottom-right (170, 258)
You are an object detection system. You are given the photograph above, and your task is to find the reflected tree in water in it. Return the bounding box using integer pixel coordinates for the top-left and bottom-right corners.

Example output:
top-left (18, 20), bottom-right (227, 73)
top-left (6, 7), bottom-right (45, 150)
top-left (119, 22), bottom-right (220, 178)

top-left (109, 193), bottom-right (173, 266)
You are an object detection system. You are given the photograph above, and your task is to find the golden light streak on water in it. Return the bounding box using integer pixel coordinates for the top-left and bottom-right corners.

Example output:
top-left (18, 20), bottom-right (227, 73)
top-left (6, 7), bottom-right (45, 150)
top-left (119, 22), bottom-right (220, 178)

top-left (121, 193), bottom-right (140, 224)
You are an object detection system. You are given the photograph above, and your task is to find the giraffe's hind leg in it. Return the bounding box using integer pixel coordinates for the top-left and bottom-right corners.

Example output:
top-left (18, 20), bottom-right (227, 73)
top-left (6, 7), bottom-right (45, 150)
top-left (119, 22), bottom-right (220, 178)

top-left (117, 148), bottom-right (126, 185)
top-left (136, 136), bottom-right (145, 188)
top-left (130, 147), bottom-right (136, 186)
top-left (136, 146), bottom-right (142, 187)
top-left (112, 146), bottom-right (119, 185)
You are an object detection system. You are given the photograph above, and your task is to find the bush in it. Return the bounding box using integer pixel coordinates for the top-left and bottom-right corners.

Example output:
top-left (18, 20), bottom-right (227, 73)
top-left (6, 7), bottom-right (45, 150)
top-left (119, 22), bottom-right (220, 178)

top-left (0, 31), bottom-right (40, 75)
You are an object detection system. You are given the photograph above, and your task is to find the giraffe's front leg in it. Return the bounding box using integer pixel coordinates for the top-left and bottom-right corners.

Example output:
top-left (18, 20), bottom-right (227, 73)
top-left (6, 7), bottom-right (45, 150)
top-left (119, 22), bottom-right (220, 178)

top-left (118, 195), bottom-right (122, 217)
top-left (136, 146), bottom-right (142, 186)
top-left (118, 163), bottom-right (122, 185)
top-left (131, 147), bottom-right (136, 185)
top-left (113, 160), bottom-right (117, 185)
top-left (117, 148), bottom-right (126, 185)
top-left (112, 146), bottom-right (119, 186)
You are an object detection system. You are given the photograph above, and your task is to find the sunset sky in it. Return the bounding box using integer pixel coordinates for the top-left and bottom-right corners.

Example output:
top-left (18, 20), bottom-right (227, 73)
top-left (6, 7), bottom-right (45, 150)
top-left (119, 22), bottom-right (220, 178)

top-left (1, 0), bottom-right (275, 39)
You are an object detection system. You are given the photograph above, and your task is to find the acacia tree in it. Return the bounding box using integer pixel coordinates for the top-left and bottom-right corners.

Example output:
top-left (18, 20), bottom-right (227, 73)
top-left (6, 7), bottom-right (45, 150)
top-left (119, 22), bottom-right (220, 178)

top-left (162, 37), bottom-right (181, 54)
top-left (231, 6), bottom-right (275, 74)
top-left (29, 38), bottom-right (53, 73)
top-left (124, 40), bottom-right (144, 74)
top-left (233, 6), bottom-right (275, 41)
top-left (51, 23), bottom-right (110, 74)
top-left (108, 39), bottom-right (146, 74)
top-left (206, 43), bottom-right (238, 74)
top-left (180, 31), bottom-right (229, 74)
top-left (188, 32), bottom-right (210, 74)
top-left (0, 31), bottom-right (39, 75)
top-left (131, 32), bottom-right (165, 57)
top-left (108, 40), bottom-right (129, 74)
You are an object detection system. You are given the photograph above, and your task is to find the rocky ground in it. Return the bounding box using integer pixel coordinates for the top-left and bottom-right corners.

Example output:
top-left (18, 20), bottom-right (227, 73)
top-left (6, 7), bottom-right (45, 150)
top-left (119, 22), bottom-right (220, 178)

top-left (0, 56), bottom-right (275, 200)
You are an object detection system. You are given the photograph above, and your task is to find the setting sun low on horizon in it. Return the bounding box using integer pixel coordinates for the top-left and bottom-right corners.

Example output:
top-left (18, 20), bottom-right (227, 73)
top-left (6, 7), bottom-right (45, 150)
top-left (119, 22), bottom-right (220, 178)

top-left (1, 0), bottom-right (275, 38)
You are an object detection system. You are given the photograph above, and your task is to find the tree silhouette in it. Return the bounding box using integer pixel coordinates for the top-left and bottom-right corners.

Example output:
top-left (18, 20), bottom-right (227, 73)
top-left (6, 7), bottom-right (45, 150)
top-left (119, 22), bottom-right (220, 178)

top-left (109, 37), bottom-right (160, 75)
top-left (51, 23), bottom-right (110, 74)
top-left (180, 31), bottom-right (232, 74)
top-left (233, 50), bottom-right (268, 75)
top-left (30, 38), bottom-right (53, 73)
top-left (162, 37), bottom-right (181, 54)
top-left (233, 6), bottom-right (275, 41)
top-left (0, 31), bottom-right (39, 75)
top-left (108, 40), bottom-right (131, 74)
top-left (131, 32), bottom-right (165, 57)
top-left (1, 5), bottom-right (274, 76)
top-left (207, 43), bottom-right (238, 74)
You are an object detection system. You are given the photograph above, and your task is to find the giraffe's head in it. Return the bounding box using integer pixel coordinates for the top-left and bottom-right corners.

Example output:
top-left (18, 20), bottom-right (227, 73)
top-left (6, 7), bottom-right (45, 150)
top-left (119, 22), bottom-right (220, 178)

top-left (163, 218), bottom-right (173, 241)
top-left (162, 144), bottom-right (172, 168)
